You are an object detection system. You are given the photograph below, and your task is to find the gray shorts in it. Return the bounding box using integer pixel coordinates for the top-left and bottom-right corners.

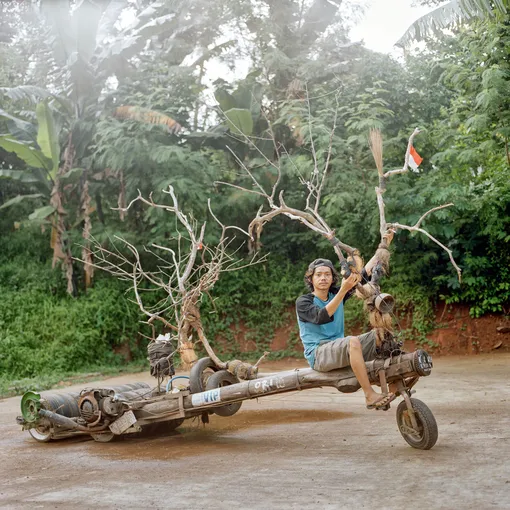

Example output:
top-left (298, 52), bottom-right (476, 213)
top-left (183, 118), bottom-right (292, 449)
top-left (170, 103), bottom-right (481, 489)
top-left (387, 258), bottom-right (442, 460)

top-left (313, 331), bottom-right (377, 372)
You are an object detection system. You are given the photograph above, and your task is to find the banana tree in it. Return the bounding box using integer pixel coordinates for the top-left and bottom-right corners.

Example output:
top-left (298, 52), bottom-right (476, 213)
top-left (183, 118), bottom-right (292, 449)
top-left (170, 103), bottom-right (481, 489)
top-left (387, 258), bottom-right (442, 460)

top-left (1, 0), bottom-right (196, 164)
top-left (0, 0), bottom-right (198, 292)
top-left (0, 102), bottom-right (84, 294)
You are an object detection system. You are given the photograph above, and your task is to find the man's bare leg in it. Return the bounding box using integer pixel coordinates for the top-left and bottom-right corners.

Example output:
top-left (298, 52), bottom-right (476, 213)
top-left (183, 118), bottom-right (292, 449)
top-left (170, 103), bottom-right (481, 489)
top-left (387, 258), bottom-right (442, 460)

top-left (348, 337), bottom-right (390, 406)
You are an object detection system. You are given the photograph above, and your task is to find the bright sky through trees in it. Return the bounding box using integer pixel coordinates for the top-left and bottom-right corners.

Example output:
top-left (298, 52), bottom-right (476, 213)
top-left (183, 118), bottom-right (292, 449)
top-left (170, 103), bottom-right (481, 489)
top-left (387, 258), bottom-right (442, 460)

top-left (350, 0), bottom-right (432, 53)
top-left (202, 0), bottom-right (432, 84)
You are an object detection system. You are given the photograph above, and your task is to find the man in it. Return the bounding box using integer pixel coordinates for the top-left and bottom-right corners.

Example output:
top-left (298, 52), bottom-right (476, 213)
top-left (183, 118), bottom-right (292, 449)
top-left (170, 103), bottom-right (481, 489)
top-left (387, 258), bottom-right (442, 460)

top-left (296, 235), bottom-right (395, 410)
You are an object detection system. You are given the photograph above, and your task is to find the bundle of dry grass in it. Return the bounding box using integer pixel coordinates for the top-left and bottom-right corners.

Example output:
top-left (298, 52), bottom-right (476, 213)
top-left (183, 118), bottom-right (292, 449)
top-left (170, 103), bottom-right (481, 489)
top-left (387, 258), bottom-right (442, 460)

top-left (369, 128), bottom-right (384, 177)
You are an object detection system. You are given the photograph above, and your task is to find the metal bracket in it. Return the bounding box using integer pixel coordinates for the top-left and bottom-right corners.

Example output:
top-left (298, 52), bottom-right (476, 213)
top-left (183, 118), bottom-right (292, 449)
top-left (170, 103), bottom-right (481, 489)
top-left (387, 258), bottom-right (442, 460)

top-left (177, 390), bottom-right (186, 418)
top-left (401, 389), bottom-right (419, 430)
top-left (295, 369), bottom-right (302, 391)
top-left (378, 370), bottom-right (388, 394)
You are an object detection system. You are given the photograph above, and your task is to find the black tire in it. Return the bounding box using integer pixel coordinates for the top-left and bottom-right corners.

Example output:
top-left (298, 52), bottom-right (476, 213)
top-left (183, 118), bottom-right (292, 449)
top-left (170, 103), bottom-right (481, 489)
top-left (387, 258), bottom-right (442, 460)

top-left (205, 370), bottom-right (242, 417)
top-left (142, 418), bottom-right (185, 435)
top-left (189, 357), bottom-right (219, 394)
top-left (164, 418), bottom-right (185, 431)
top-left (91, 432), bottom-right (116, 443)
top-left (396, 398), bottom-right (438, 450)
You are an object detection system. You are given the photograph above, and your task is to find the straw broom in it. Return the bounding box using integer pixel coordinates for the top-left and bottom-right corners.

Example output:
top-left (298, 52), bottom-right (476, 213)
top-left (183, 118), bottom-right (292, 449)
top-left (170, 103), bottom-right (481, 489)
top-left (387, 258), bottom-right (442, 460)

top-left (364, 128), bottom-right (394, 344)
top-left (369, 128), bottom-right (384, 177)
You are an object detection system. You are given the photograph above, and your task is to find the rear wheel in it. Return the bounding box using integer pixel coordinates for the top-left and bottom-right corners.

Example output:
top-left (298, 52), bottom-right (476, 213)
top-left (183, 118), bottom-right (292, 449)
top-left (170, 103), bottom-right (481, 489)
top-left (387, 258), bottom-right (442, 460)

top-left (205, 370), bottom-right (242, 417)
top-left (29, 424), bottom-right (52, 442)
top-left (396, 398), bottom-right (438, 450)
top-left (190, 357), bottom-right (219, 394)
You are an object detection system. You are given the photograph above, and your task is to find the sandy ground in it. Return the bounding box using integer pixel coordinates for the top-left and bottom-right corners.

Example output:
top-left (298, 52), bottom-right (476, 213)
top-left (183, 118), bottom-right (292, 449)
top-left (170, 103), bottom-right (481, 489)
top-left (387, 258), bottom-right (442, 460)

top-left (0, 353), bottom-right (509, 510)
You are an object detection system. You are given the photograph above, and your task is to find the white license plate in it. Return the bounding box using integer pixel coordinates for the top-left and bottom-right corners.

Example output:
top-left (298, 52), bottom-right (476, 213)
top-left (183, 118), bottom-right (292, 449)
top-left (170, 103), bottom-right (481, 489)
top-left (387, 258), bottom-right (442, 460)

top-left (109, 410), bottom-right (137, 435)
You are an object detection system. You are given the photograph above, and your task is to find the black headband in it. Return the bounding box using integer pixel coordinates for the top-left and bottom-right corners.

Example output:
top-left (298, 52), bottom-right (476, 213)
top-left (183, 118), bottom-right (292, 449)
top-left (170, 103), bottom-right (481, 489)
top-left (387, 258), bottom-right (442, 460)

top-left (308, 258), bottom-right (335, 272)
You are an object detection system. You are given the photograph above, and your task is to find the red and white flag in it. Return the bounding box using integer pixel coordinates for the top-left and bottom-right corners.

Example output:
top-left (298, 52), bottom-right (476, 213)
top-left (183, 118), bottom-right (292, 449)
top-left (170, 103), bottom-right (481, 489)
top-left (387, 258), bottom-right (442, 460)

top-left (409, 145), bottom-right (423, 171)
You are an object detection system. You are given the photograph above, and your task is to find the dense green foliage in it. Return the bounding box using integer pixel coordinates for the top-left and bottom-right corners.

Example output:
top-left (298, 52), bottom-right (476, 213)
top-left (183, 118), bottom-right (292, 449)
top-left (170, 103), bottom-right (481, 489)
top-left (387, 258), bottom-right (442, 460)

top-left (0, 225), bottom-right (145, 394)
top-left (1, 1), bottom-right (509, 390)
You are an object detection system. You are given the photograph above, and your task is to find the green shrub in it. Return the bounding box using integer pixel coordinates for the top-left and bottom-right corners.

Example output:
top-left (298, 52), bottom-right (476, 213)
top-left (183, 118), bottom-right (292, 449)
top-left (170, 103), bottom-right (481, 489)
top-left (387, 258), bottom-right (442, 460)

top-left (0, 246), bottom-right (143, 380)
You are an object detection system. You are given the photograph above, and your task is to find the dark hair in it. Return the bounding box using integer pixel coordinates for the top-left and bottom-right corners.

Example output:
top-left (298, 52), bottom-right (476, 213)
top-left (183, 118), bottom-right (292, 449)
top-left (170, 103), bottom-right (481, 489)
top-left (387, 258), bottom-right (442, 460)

top-left (304, 258), bottom-right (339, 291)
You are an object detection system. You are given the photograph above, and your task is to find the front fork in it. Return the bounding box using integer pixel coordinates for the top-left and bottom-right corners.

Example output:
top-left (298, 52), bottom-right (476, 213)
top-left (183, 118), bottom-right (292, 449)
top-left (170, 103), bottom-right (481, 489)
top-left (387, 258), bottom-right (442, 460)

top-left (393, 377), bottom-right (420, 431)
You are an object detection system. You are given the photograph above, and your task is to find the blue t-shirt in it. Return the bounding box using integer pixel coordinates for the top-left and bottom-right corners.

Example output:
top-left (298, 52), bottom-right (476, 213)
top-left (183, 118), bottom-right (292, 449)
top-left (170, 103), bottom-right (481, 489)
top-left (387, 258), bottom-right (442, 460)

top-left (296, 291), bottom-right (345, 368)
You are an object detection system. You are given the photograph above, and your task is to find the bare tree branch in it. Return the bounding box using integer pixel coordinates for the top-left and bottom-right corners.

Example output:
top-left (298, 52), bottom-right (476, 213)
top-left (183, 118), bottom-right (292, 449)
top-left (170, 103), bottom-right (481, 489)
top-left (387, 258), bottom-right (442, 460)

top-left (225, 145), bottom-right (270, 200)
top-left (370, 128), bottom-right (461, 281)
top-left (413, 203), bottom-right (454, 230)
top-left (261, 107), bottom-right (282, 203)
top-left (390, 220), bottom-right (462, 282)
top-left (305, 82), bottom-right (319, 207)
top-left (215, 180), bottom-right (268, 198)
top-left (315, 94), bottom-right (339, 213)
top-left (207, 199), bottom-right (251, 238)
top-left (383, 127), bottom-right (421, 178)
top-left (86, 187), bottom-right (266, 376)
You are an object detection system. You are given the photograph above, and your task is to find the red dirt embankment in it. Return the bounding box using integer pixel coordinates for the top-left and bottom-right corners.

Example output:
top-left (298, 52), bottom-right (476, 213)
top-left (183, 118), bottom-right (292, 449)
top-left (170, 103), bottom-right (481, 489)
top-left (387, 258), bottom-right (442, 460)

top-left (227, 304), bottom-right (510, 357)
top-left (427, 304), bottom-right (509, 355)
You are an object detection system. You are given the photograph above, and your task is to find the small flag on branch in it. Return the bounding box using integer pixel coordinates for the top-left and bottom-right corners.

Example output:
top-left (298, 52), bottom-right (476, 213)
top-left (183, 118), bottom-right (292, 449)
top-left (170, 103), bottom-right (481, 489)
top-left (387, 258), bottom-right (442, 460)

top-left (409, 145), bottom-right (423, 171)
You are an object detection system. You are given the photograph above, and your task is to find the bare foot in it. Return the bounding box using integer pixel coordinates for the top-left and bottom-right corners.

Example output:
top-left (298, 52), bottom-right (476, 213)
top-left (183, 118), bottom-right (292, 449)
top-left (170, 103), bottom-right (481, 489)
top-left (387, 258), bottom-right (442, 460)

top-left (365, 390), bottom-right (383, 406)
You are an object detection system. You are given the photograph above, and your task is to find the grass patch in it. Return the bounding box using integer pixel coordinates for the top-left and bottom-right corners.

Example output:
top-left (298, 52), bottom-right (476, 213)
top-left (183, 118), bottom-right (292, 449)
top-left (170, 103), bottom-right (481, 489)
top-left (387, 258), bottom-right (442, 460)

top-left (0, 359), bottom-right (148, 399)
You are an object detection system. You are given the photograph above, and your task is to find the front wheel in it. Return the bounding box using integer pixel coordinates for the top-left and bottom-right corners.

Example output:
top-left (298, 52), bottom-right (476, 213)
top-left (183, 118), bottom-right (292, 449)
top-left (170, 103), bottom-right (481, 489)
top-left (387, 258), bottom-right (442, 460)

top-left (396, 398), bottom-right (438, 450)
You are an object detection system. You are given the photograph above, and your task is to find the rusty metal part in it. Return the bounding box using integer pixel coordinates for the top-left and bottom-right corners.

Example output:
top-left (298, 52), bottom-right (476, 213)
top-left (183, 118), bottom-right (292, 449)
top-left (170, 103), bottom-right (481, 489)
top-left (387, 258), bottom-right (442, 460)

top-left (78, 383), bottom-right (152, 423)
top-left (20, 382), bottom-right (153, 440)
top-left (91, 432), bottom-right (116, 443)
top-left (379, 370), bottom-right (388, 395)
top-left (78, 391), bottom-right (101, 424)
top-left (400, 388), bottom-right (419, 430)
top-left (374, 293), bottom-right (395, 314)
top-left (100, 397), bottom-right (122, 417)
top-left (38, 409), bottom-right (109, 433)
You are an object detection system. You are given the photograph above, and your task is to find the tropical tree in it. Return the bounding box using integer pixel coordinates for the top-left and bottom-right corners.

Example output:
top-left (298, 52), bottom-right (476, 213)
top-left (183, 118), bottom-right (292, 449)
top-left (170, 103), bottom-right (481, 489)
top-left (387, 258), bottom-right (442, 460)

top-left (0, 0), bottom-right (210, 292)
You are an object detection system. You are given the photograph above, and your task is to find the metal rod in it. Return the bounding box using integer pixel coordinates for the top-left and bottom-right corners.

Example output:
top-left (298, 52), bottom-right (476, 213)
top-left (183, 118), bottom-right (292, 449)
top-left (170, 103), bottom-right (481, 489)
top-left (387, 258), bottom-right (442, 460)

top-left (38, 409), bottom-right (109, 433)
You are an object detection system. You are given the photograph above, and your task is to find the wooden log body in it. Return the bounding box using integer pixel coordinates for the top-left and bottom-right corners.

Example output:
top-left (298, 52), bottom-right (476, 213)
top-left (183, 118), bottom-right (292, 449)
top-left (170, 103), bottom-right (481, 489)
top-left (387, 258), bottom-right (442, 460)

top-left (132, 350), bottom-right (432, 422)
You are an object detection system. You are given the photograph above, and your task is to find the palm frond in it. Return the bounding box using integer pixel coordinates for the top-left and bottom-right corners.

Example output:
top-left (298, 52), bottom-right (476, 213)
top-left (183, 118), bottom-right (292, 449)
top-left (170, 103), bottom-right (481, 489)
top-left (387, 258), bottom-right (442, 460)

top-left (397, 0), bottom-right (509, 47)
top-left (0, 86), bottom-right (54, 104)
top-left (0, 86), bottom-right (74, 116)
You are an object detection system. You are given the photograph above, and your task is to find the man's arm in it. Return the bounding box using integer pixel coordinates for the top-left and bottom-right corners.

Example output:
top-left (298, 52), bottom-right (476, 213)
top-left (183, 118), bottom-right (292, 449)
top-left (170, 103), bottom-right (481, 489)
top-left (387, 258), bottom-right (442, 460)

top-left (295, 273), bottom-right (359, 324)
top-left (296, 294), bottom-right (333, 324)
top-left (325, 272), bottom-right (360, 317)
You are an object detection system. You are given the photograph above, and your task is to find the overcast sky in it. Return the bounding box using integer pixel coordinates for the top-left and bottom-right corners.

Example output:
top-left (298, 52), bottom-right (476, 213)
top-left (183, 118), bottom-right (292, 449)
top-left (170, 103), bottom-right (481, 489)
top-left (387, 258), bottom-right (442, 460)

top-left (350, 0), bottom-right (432, 54)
